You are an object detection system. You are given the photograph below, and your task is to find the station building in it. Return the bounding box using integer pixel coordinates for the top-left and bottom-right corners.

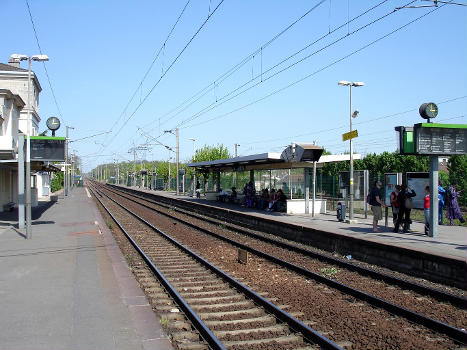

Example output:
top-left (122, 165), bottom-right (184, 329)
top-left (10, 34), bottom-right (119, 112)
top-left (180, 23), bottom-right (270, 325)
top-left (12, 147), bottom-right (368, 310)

top-left (0, 59), bottom-right (52, 211)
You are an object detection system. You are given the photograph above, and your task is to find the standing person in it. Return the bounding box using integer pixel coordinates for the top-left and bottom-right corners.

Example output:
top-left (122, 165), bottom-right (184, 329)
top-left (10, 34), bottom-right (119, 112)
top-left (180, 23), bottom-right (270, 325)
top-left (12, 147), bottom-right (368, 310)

top-left (446, 184), bottom-right (465, 225)
top-left (438, 181), bottom-right (446, 225)
top-left (369, 181), bottom-right (386, 233)
top-left (276, 189), bottom-right (287, 212)
top-left (390, 185), bottom-right (401, 227)
top-left (195, 180), bottom-right (201, 198)
top-left (424, 186), bottom-right (430, 235)
top-left (394, 184), bottom-right (416, 233)
top-left (267, 189), bottom-right (278, 212)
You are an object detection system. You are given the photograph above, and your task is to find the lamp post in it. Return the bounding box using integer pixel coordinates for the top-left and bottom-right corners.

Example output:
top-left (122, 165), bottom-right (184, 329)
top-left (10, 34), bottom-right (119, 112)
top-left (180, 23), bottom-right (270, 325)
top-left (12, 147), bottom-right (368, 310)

top-left (188, 138), bottom-right (196, 196)
top-left (10, 54), bottom-right (49, 239)
top-left (338, 80), bottom-right (364, 222)
top-left (65, 126), bottom-right (74, 196)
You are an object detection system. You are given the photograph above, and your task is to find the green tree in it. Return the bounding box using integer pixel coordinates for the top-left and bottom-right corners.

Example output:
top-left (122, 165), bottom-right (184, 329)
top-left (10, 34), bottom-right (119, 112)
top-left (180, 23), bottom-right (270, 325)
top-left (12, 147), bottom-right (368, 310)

top-left (50, 171), bottom-right (64, 193)
top-left (448, 155), bottom-right (467, 207)
top-left (193, 144), bottom-right (231, 162)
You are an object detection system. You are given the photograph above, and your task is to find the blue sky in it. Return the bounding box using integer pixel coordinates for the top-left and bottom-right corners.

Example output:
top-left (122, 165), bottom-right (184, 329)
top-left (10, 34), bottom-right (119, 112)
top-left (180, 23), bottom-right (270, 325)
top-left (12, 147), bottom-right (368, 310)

top-left (2, 0), bottom-right (466, 171)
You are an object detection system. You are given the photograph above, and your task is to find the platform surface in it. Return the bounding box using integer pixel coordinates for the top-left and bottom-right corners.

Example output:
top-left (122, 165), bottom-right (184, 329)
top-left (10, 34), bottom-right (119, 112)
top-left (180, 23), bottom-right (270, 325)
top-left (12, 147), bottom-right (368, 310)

top-left (128, 186), bottom-right (467, 262)
top-left (0, 187), bottom-right (173, 350)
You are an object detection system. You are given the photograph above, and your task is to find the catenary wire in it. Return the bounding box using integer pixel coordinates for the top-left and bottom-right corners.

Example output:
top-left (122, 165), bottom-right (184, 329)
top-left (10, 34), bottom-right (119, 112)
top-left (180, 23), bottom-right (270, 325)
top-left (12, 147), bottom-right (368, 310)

top-left (100, 0), bottom-right (226, 155)
top-left (177, 2), bottom-right (449, 132)
top-left (175, 0), bottom-right (417, 129)
top-left (25, 0), bottom-right (66, 125)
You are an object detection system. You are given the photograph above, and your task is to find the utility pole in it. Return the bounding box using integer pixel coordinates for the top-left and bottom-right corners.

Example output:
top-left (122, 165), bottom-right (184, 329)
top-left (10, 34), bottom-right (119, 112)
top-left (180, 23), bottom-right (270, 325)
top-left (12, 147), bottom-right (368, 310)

top-left (176, 128), bottom-right (179, 195)
top-left (65, 126), bottom-right (74, 196)
top-left (234, 143), bottom-right (240, 187)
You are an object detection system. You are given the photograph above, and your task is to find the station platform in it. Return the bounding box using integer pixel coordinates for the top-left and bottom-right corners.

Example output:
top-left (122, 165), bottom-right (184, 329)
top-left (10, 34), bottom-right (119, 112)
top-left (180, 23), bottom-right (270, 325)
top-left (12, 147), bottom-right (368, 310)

top-left (0, 187), bottom-right (172, 350)
top-left (127, 187), bottom-right (467, 261)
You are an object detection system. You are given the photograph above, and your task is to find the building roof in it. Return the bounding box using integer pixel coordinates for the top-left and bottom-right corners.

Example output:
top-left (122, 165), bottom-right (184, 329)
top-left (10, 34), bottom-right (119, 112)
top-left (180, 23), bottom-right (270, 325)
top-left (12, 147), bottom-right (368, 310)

top-left (188, 151), bottom-right (361, 172)
top-left (0, 63), bottom-right (28, 72)
top-left (0, 89), bottom-right (26, 108)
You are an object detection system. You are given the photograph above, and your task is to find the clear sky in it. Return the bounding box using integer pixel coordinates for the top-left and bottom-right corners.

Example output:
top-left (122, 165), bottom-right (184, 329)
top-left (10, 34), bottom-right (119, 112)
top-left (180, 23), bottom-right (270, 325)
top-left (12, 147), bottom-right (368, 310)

top-left (2, 0), bottom-right (466, 172)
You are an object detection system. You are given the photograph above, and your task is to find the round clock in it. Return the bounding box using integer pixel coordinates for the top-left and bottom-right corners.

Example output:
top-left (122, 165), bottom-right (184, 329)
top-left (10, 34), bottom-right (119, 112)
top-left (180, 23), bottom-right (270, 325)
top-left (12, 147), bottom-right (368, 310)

top-left (46, 117), bottom-right (61, 131)
top-left (419, 102), bottom-right (438, 120)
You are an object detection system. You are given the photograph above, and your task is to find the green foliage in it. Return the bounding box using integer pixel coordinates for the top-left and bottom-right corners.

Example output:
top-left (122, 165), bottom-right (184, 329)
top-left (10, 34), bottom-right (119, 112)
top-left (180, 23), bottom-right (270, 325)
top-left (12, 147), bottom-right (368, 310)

top-left (320, 151), bottom-right (429, 177)
top-left (193, 144), bottom-right (231, 162)
top-left (448, 155), bottom-right (467, 207)
top-left (50, 171), bottom-right (64, 193)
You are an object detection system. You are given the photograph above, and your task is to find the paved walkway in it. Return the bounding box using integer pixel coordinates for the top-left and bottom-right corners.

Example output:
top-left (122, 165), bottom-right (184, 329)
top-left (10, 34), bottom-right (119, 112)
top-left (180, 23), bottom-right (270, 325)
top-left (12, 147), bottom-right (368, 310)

top-left (128, 187), bottom-right (467, 262)
top-left (0, 187), bottom-right (172, 350)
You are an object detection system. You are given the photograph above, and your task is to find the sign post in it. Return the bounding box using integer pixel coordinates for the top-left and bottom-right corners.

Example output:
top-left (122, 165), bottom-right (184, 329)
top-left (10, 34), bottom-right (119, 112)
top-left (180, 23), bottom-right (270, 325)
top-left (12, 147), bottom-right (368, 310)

top-left (395, 103), bottom-right (467, 237)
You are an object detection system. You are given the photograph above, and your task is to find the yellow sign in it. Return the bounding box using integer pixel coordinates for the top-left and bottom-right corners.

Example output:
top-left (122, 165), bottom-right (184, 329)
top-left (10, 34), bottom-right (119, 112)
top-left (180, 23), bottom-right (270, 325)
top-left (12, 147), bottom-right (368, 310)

top-left (342, 130), bottom-right (358, 141)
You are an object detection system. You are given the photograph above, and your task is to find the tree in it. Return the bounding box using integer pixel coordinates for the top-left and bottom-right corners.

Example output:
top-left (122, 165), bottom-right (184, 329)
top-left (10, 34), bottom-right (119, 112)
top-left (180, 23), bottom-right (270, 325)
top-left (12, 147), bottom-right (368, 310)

top-left (192, 144), bottom-right (231, 191)
top-left (448, 155), bottom-right (467, 207)
top-left (193, 144), bottom-right (231, 162)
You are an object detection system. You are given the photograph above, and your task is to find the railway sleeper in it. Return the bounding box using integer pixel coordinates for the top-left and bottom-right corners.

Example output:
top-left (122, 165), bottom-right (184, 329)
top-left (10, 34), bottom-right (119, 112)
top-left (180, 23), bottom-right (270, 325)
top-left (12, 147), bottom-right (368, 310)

top-left (170, 331), bottom-right (201, 342)
top-left (214, 324), bottom-right (290, 340)
top-left (184, 294), bottom-right (245, 305)
top-left (203, 315), bottom-right (277, 330)
top-left (198, 308), bottom-right (265, 321)
top-left (177, 284), bottom-right (230, 293)
top-left (170, 280), bottom-right (228, 288)
top-left (222, 334), bottom-right (305, 350)
top-left (189, 300), bottom-right (255, 313)
top-left (165, 273), bottom-right (216, 281)
top-left (176, 341), bottom-right (209, 350)
top-left (179, 289), bottom-right (237, 299)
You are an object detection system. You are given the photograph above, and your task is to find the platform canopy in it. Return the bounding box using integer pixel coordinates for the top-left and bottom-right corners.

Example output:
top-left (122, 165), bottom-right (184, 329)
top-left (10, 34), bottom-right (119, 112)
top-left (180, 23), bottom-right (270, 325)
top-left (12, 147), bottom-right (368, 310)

top-left (187, 143), bottom-right (360, 172)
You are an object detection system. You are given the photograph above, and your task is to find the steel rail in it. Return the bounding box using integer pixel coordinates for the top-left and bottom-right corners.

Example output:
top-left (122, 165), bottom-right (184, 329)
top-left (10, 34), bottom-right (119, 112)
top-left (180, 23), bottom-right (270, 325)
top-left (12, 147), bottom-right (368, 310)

top-left (91, 183), bottom-right (344, 350)
top-left (89, 186), bottom-right (227, 350)
top-left (102, 183), bottom-right (467, 345)
top-left (109, 183), bottom-right (467, 309)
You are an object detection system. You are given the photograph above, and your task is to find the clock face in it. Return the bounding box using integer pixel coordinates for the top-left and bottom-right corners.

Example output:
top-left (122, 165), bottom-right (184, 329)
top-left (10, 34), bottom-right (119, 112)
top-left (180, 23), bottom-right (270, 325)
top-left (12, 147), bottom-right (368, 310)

top-left (425, 103), bottom-right (438, 119)
top-left (419, 102), bottom-right (438, 120)
top-left (46, 117), bottom-right (60, 131)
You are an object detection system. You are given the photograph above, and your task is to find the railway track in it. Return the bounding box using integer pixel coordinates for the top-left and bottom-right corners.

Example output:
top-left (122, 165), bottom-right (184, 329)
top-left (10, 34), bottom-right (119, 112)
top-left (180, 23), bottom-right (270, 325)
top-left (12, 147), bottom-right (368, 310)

top-left (90, 184), bottom-right (342, 350)
top-left (90, 181), bottom-right (467, 349)
top-left (108, 183), bottom-right (466, 308)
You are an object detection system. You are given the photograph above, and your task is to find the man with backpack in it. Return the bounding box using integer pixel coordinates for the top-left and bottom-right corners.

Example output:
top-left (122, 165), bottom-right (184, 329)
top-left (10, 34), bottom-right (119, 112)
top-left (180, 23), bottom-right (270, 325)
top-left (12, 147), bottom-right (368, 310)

top-left (369, 181), bottom-right (387, 232)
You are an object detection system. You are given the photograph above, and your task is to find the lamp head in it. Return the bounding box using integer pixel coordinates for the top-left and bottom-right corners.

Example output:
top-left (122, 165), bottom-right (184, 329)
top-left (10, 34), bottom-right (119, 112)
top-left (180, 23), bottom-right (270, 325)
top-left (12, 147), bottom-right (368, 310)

top-left (10, 54), bottom-right (28, 61)
top-left (338, 80), bottom-right (351, 86)
top-left (31, 54), bottom-right (49, 62)
top-left (352, 109), bottom-right (359, 118)
top-left (352, 82), bottom-right (365, 87)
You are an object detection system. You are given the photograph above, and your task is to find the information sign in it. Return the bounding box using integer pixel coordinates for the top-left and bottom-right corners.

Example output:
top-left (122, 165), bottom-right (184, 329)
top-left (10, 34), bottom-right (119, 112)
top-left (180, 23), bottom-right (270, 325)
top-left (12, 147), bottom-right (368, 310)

top-left (29, 136), bottom-right (65, 161)
top-left (342, 130), bottom-right (358, 141)
top-left (414, 123), bottom-right (467, 155)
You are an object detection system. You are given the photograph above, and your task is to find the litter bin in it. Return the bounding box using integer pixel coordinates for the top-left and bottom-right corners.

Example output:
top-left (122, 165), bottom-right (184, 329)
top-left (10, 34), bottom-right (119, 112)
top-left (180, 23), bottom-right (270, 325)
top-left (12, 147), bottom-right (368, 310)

top-left (337, 202), bottom-right (346, 221)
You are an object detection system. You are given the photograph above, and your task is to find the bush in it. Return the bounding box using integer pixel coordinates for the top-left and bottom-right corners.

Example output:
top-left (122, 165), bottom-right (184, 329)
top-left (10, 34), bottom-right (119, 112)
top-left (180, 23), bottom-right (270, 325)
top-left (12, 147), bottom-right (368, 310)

top-left (50, 172), bottom-right (64, 193)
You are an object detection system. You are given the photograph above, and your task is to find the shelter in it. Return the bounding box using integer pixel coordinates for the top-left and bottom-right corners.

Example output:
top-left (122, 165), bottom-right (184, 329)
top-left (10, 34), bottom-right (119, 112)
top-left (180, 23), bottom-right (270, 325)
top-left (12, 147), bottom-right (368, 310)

top-left (188, 143), bottom-right (361, 215)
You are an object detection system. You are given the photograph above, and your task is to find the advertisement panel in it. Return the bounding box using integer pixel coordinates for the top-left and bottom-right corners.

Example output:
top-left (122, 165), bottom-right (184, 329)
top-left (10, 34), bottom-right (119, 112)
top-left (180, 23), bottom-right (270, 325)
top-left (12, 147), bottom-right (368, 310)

top-left (406, 172), bottom-right (429, 209)
top-left (384, 173), bottom-right (402, 206)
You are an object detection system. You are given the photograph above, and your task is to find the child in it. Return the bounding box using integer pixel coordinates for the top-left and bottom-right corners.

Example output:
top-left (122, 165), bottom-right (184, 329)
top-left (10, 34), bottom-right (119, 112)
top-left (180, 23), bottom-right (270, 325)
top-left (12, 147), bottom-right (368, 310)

top-left (424, 186), bottom-right (430, 235)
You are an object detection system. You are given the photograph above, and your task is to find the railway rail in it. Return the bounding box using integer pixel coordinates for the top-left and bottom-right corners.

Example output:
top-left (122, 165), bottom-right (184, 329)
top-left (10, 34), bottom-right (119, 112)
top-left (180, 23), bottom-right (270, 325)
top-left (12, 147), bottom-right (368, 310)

top-left (90, 181), bottom-right (467, 349)
top-left (108, 183), bottom-right (466, 308)
top-left (90, 184), bottom-right (341, 350)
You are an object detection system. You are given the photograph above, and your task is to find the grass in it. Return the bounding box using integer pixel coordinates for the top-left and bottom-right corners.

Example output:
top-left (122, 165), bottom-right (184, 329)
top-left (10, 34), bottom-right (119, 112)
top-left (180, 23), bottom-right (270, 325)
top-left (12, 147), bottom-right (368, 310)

top-left (105, 219), bottom-right (113, 229)
top-left (159, 317), bottom-right (170, 327)
top-left (321, 267), bottom-right (339, 278)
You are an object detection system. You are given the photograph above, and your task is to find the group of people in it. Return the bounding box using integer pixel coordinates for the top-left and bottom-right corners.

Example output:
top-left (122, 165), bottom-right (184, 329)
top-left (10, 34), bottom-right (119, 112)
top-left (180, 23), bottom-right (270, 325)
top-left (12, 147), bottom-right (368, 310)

top-left (242, 183), bottom-right (287, 212)
top-left (215, 182), bottom-right (287, 212)
top-left (370, 180), bottom-right (465, 234)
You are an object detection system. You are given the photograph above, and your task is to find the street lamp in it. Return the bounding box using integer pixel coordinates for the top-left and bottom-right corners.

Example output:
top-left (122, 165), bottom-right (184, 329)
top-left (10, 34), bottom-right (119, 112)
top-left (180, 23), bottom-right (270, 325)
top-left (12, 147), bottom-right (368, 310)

top-left (338, 80), bottom-right (364, 222)
top-left (11, 54), bottom-right (49, 239)
top-left (188, 138), bottom-right (196, 159)
top-left (188, 138), bottom-right (196, 197)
